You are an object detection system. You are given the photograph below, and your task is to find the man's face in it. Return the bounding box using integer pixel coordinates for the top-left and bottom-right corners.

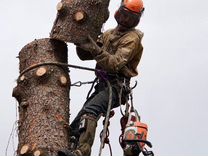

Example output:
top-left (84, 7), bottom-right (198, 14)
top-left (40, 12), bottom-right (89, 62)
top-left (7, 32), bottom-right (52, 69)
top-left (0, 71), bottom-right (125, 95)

top-left (115, 7), bottom-right (140, 30)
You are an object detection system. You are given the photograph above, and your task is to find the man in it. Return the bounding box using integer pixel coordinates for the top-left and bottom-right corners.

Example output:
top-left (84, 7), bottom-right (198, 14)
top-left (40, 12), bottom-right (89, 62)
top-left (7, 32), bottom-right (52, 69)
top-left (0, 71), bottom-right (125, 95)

top-left (59, 0), bottom-right (145, 155)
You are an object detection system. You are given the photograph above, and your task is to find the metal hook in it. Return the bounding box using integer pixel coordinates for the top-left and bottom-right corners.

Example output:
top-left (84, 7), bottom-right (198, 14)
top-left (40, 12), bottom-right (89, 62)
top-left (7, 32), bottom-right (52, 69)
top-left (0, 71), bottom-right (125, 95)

top-left (71, 81), bottom-right (95, 87)
top-left (131, 81), bottom-right (138, 90)
top-left (71, 81), bottom-right (82, 87)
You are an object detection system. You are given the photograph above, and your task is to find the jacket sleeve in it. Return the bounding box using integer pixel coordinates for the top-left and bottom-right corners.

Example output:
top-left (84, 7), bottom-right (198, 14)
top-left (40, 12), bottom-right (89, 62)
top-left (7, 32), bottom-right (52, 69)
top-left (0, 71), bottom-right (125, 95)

top-left (76, 34), bottom-right (104, 61)
top-left (94, 35), bottom-right (141, 72)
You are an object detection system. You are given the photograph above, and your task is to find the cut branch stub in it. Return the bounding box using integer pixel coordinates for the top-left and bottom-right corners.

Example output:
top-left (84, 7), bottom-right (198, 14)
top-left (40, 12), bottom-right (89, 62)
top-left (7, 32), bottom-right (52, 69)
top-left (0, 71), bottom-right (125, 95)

top-left (20, 75), bottom-right (25, 82)
top-left (36, 67), bottom-right (47, 77)
top-left (56, 2), bottom-right (63, 11)
top-left (34, 150), bottom-right (41, 156)
top-left (20, 144), bottom-right (30, 155)
top-left (33, 148), bottom-right (48, 156)
top-left (50, 0), bottom-right (110, 43)
top-left (59, 75), bottom-right (68, 86)
top-left (20, 101), bottom-right (29, 108)
top-left (74, 11), bottom-right (86, 23)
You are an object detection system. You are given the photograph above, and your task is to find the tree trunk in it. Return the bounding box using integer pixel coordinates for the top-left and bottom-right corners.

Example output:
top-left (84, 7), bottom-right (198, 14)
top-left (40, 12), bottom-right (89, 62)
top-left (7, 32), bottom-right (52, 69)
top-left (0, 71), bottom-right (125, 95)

top-left (12, 38), bottom-right (70, 156)
top-left (50, 0), bottom-right (110, 43)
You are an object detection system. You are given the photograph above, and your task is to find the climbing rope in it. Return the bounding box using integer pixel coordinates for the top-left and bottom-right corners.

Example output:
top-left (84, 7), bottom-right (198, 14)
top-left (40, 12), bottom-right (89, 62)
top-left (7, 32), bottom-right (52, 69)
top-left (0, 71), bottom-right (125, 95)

top-left (5, 120), bottom-right (18, 156)
top-left (98, 80), bottom-right (113, 156)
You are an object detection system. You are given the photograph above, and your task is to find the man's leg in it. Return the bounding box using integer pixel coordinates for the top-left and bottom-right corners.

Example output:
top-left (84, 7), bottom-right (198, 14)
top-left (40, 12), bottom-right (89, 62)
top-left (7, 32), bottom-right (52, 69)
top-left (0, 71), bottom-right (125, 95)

top-left (58, 114), bottom-right (97, 156)
top-left (59, 84), bottom-right (120, 156)
top-left (73, 114), bottom-right (98, 156)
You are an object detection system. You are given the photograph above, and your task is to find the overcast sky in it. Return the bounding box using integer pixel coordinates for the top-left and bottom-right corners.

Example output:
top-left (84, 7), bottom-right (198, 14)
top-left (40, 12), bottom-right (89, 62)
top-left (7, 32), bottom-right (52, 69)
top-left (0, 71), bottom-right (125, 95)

top-left (0, 0), bottom-right (208, 156)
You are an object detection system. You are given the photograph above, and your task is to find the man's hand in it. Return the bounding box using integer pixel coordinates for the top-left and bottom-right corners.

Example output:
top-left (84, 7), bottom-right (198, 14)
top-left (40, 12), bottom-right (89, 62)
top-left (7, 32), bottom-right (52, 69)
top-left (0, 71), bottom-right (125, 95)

top-left (76, 35), bottom-right (102, 56)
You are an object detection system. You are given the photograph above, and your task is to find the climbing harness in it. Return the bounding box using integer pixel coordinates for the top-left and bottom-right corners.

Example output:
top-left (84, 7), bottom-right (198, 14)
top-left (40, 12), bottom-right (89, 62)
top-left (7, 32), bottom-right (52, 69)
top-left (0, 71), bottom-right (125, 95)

top-left (119, 80), bottom-right (137, 116)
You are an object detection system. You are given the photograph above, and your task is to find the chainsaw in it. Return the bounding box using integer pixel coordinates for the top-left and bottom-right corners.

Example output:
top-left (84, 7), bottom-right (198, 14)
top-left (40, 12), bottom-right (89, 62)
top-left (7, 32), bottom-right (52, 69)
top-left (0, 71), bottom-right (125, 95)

top-left (120, 107), bottom-right (154, 156)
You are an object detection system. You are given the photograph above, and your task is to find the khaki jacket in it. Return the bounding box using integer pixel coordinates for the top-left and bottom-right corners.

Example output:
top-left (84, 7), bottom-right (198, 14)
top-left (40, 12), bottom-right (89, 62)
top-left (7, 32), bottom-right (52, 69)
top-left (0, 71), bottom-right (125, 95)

top-left (77, 28), bottom-right (143, 78)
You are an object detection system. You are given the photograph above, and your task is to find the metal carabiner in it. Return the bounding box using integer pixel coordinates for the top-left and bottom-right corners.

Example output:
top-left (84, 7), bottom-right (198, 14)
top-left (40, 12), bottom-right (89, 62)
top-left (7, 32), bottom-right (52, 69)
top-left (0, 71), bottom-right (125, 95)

top-left (71, 81), bottom-right (82, 87)
top-left (71, 81), bottom-right (95, 87)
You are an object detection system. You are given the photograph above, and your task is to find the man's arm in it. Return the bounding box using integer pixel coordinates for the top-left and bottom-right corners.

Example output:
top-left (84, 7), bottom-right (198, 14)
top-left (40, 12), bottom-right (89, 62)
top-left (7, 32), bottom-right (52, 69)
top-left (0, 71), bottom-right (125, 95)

top-left (94, 35), bottom-right (142, 73)
top-left (76, 34), bottom-right (104, 61)
top-left (76, 32), bottom-right (143, 74)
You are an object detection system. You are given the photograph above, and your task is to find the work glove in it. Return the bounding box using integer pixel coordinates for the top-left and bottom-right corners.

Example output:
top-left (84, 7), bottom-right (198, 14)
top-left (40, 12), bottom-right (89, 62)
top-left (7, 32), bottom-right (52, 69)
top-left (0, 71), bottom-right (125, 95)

top-left (76, 35), bottom-right (102, 57)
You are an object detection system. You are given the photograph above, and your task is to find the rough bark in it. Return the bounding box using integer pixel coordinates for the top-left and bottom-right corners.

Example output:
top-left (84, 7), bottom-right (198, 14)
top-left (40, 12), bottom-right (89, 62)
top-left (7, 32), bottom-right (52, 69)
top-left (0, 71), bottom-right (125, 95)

top-left (50, 0), bottom-right (110, 43)
top-left (12, 38), bottom-right (70, 156)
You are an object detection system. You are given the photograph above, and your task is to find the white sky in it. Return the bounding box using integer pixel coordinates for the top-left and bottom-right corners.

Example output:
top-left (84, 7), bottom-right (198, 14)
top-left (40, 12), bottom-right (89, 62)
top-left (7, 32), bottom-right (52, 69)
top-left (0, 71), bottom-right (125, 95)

top-left (0, 0), bottom-right (208, 156)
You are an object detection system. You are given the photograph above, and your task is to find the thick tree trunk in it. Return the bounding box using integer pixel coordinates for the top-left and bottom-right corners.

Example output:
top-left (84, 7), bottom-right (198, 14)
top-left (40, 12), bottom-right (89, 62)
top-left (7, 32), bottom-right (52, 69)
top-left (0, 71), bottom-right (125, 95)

top-left (50, 0), bottom-right (110, 43)
top-left (12, 38), bottom-right (70, 156)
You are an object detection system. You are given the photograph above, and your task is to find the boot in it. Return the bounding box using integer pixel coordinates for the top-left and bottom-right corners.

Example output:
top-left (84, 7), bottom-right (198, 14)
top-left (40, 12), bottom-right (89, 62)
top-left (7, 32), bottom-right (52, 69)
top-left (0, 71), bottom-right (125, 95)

top-left (74, 114), bottom-right (97, 156)
top-left (69, 136), bottom-right (79, 151)
top-left (58, 114), bottom-right (97, 156)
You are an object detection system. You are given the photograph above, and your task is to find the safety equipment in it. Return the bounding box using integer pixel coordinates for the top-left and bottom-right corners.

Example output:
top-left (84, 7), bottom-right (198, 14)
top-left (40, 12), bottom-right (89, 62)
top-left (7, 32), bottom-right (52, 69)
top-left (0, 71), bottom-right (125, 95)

top-left (69, 136), bottom-right (79, 151)
top-left (120, 108), bottom-right (154, 156)
top-left (123, 110), bottom-right (148, 149)
top-left (123, 0), bottom-right (144, 13)
top-left (58, 115), bottom-right (97, 156)
top-left (114, 0), bottom-right (144, 28)
top-left (77, 114), bottom-right (97, 156)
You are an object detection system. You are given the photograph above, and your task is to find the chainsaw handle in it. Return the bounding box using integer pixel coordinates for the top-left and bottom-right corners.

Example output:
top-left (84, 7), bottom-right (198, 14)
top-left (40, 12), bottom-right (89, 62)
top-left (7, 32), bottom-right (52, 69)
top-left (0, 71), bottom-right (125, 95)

top-left (125, 139), bottom-right (153, 148)
top-left (140, 140), bottom-right (152, 148)
top-left (142, 149), bottom-right (154, 156)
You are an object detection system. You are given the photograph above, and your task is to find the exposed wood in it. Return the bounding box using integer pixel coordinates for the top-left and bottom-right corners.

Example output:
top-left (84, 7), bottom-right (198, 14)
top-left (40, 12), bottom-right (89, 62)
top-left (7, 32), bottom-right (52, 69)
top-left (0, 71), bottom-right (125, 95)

top-left (20, 144), bottom-right (29, 155)
top-left (20, 75), bottom-right (25, 81)
top-left (74, 11), bottom-right (85, 22)
top-left (59, 75), bottom-right (67, 86)
top-left (34, 150), bottom-right (41, 156)
top-left (50, 0), bottom-right (110, 43)
top-left (56, 2), bottom-right (63, 11)
top-left (36, 67), bottom-right (47, 77)
top-left (13, 38), bottom-right (70, 155)
top-left (33, 148), bottom-right (48, 156)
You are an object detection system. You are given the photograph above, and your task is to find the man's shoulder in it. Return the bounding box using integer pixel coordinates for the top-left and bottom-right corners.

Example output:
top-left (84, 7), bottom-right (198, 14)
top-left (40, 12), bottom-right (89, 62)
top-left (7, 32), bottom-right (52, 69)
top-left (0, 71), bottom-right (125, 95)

top-left (120, 29), bottom-right (143, 43)
top-left (103, 28), bottom-right (114, 36)
top-left (128, 28), bottom-right (144, 40)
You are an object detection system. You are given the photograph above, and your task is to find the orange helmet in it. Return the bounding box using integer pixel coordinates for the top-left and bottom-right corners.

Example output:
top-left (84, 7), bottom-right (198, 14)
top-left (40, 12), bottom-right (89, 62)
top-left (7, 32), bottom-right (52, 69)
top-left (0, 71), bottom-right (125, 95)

top-left (114, 0), bottom-right (144, 28)
top-left (123, 0), bottom-right (144, 13)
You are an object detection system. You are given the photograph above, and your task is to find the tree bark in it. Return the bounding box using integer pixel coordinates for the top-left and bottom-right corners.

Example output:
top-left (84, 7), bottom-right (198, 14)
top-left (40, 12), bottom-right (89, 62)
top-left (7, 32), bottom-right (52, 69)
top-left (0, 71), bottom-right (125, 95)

top-left (50, 0), bottom-right (110, 43)
top-left (12, 38), bottom-right (70, 156)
